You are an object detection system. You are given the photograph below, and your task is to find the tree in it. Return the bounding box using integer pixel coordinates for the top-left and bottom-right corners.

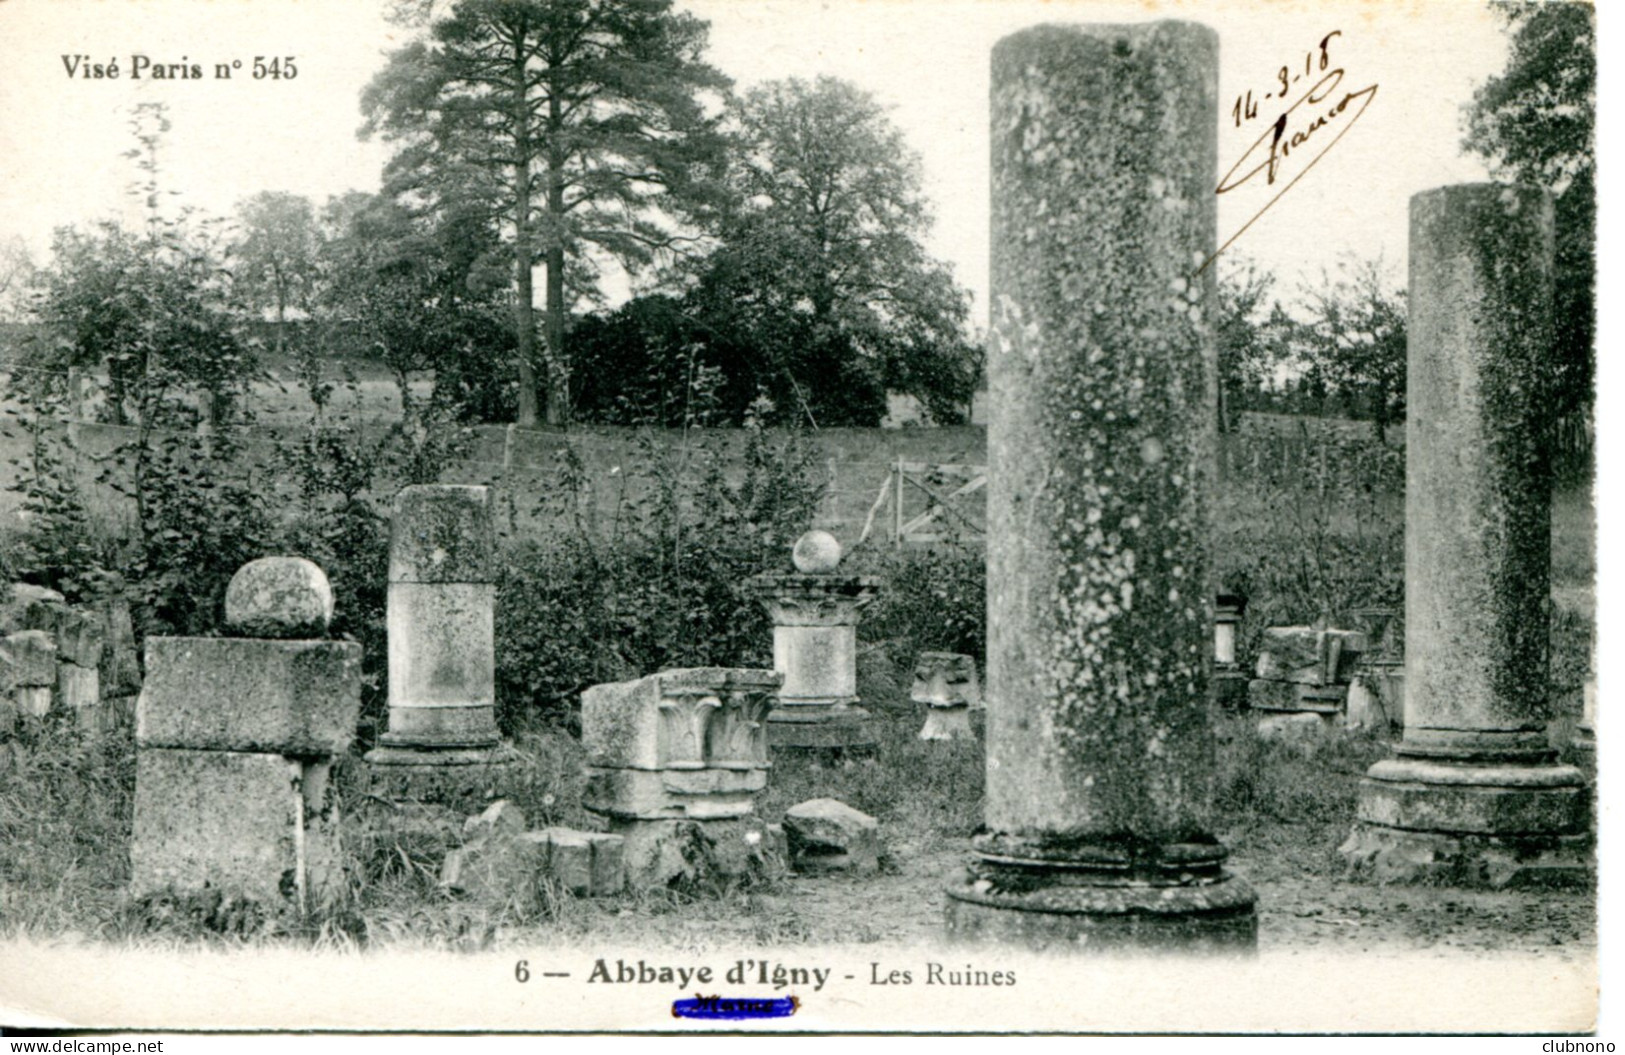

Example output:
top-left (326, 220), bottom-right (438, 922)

top-left (361, 0), bottom-right (731, 427)
top-left (684, 76), bottom-right (980, 427)
top-left (1464, 1), bottom-right (1594, 422)
top-left (317, 190), bottom-right (514, 418)
top-left (1214, 256), bottom-right (1294, 432)
top-left (0, 236), bottom-right (35, 323)
top-left (1295, 258), bottom-right (1407, 441)
top-left (231, 191), bottom-right (321, 357)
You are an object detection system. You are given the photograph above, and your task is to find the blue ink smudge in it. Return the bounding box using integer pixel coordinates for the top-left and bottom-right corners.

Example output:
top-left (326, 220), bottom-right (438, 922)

top-left (672, 995), bottom-right (800, 1020)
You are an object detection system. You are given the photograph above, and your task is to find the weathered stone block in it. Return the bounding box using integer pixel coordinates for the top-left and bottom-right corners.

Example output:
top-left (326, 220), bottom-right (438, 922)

top-left (540, 827), bottom-right (594, 894)
top-left (22, 601), bottom-right (104, 667)
top-left (4, 630), bottom-right (57, 687)
top-left (0, 584), bottom-right (64, 633)
top-left (463, 799), bottom-right (527, 841)
top-left (1257, 711), bottom-right (1334, 745)
top-left (389, 485), bottom-right (495, 584)
top-left (783, 798), bottom-right (880, 875)
top-left (98, 596), bottom-right (143, 696)
top-left (138, 637), bottom-right (362, 755)
top-left (582, 667), bottom-right (779, 772)
top-left (1247, 679), bottom-right (1345, 714)
top-left (1339, 824), bottom-right (1592, 889)
top-left (15, 687), bottom-right (53, 719)
top-left (584, 766), bottom-right (767, 821)
top-left (614, 816), bottom-right (783, 888)
top-left (910, 652), bottom-right (981, 708)
top-left (57, 662), bottom-right (99, 712)
top-left (130, 748), bottom-right (341, 910)
top-left (1255, 627), bottom-right (1364, 685)
top-left (440, 830), bottom-right (550, 907)
top-left (224, 557), bottom-right (334, 639)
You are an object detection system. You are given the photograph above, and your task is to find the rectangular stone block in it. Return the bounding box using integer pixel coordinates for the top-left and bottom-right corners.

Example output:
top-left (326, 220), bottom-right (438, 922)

top-left (138, 637), bottom-right (362, 755)
top-left (1248, 679), bottom-right (1346, 714)
top-left (130, 748), bottom-right (340, 909)
top-left (390, 485), bottom-right (496, 584)
top-left (4, 630), bottom-right (57, 687)
top-left (541, 827), bottom-right (594, 895)
top-left (57, 662), bottom-right (99, 712)
top-left (582, 667), bottom-right (778, 771)
top-left (98, 597), bottom-right (143, 696)
top-left (583, 831), bottom-right (625, 896)
top-left (15, 686), bottom-right (53, 718)
top-left (584, 766), bottom-right (767, 820)
top-left (23, 600), bottom-right (104, 667)
top-left (1255, 627), bottom-right (1365, 685)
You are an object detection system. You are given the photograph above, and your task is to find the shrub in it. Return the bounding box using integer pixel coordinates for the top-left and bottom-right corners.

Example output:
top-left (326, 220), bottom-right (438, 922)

top-left (494, 424), bottom-right (823, 732)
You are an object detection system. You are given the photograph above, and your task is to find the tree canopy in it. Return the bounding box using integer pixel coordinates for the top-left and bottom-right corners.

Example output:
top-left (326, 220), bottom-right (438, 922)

top-left (361, 0), bottom-right (731, 426)
top-left (681, 76), bottom-right (980, 427)
top-left (1463, 1), bottom-right (1595, 421)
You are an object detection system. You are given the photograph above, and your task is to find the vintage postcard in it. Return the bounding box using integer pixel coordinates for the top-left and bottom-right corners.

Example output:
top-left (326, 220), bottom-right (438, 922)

top-left (0, 0), bottom-right (1607, 1037)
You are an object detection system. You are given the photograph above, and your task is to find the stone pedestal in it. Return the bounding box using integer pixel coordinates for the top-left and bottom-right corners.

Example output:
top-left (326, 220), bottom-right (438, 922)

top-left (583, 667), bottom-right (783, 885)
top-left (1340, 184), bottom-right (1591, 889)
top-left (365, 486), bottom-right (518, 805)
top-left (912, 652), bottom-right (981, 741)
top-left (130, 558), bottom-right (362, 916)
top-left (749, 532), bottom-right (880, 751)
top-left (1213, 594), bottom-right (1248, 709)
top-left (945, 21), bottom-right (1254, 953)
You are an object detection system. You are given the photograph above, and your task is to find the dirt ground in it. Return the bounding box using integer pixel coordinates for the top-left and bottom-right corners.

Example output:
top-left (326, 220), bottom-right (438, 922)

top-left (542, 833), bottom-right (1596, 957)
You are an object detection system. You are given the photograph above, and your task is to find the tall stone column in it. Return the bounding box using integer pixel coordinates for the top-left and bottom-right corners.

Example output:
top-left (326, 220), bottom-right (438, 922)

top-left (365, 485), bottom-right (517, 805)
top-left (1341, 184), bottom-right (1590, 886)
top-left (945, 20), bottom-right (1255, 951)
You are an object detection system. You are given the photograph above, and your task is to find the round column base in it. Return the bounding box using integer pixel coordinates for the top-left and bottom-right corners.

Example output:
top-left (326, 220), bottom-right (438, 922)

top-left (362, 742), bottom-right (522, 809)
top-left (1355, 757), bottom-right (1588, 834)
top-left (945, 869), bottom-right (1257, 954)
top-left (1339, 822), bottom-right (1594, 890)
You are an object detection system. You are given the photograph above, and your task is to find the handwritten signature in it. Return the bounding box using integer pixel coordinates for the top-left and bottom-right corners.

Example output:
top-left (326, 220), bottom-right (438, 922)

top-left (1201, 43), bottom-right (1378, 274)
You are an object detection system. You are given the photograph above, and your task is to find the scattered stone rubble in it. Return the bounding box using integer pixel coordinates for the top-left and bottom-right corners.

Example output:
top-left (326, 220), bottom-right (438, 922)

top-left (1249, 626), bottom-right (1366, 739)
top-left (783, 798), bottom-right (880, 875)
top-left (583, 667), bottom-right (786, 886)
top-left (1, 582), bottom-right (139, 733)
top-left (439, 801), bottom-right (625, 908)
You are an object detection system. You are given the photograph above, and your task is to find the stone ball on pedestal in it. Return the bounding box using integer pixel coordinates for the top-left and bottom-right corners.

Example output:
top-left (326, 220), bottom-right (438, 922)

top-left (224, 557), bottom-right (334, 639)
top-left (791, 530), bottom-right (842, 574)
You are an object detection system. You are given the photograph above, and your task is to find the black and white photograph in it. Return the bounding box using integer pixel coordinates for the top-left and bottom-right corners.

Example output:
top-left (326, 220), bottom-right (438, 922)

top-left (0, 0), bottom-right (1607, 1036)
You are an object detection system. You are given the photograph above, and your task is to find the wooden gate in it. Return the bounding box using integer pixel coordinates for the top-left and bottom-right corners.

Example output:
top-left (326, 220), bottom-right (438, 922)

top-left (859, 460), bottom-right (987, 544)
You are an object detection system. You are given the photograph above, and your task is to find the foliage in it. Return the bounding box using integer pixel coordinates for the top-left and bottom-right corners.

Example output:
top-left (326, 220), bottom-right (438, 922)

top-left (495, 423), bottom-right (823, 731)
top-left (846, 543), bottom-right (985, 674)
top-left (361, 0), bottom-right (732, 427)
top-left (1215, 256), bottom-right (1293, 432)
top-left (231, 191), bottom-right (321, 354)
top-left (1293, 258), bottom-right (1407, 442)
top-left (680, 76), bottom-right (980, 428)
top-left (316, 191), bottom-right (514, 420)
top-left (23, 106), bottom-right (257, 431)
top-left (0, 394), bottom-right (116, 604)
top-left (1217, 425), bottom-right (1405, 663)
top-left (1464, 1), bottom-right (1595, 423)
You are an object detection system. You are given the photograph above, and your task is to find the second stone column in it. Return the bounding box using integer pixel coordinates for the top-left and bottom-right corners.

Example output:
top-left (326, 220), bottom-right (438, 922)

top-left (945, 20), bottom-right (1255, 951)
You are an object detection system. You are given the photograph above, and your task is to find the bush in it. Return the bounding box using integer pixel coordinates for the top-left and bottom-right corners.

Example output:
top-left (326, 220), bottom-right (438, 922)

top-left (494, 424), bottom-right (824, 732)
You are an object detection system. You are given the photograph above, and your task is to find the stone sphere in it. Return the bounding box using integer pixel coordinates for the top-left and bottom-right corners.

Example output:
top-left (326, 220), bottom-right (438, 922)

top-left (224, 557), bottom-right (334, 639)
top-left (791, 530), bottom-right (842, 573)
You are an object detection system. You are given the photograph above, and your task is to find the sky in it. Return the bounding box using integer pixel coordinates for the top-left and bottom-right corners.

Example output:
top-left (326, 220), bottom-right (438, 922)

top-left (0, 0), bottom-right (1517, 314)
